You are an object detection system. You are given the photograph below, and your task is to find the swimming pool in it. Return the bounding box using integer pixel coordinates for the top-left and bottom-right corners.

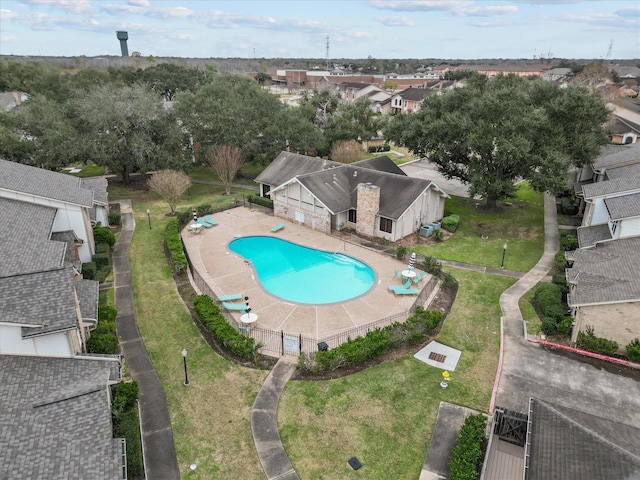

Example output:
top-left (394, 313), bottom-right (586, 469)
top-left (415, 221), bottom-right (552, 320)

top-left (228, 236), bottom-right (376, 304)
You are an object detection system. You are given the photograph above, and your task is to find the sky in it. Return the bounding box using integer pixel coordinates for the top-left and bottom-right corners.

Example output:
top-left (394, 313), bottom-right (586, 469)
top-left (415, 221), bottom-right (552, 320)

top-left (1, 0), bottom-right (639, 60)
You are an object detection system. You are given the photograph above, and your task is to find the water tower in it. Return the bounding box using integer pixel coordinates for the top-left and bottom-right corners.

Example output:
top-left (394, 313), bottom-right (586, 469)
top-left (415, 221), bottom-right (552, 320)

top-left (116, 31), bottom-right (129, 57)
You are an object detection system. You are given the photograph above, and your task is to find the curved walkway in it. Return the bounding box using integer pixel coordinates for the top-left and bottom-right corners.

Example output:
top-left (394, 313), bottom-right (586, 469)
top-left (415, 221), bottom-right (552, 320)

top-left (113, 200), bottom-right (180, 480)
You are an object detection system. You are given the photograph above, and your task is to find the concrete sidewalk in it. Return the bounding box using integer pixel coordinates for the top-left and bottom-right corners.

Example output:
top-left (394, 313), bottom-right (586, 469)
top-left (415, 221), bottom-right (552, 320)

top-left (251, 358), bottom-right (300, 480)
top-left (113, 200), bottom-right (180, 480)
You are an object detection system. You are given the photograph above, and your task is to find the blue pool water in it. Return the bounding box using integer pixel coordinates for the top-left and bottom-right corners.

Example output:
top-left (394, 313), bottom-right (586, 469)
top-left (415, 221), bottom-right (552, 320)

top-left (228, 236), bottom-right (375, 304)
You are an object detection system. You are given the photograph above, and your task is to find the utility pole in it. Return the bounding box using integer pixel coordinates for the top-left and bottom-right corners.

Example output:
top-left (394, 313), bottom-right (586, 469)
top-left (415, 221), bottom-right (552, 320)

top-left (325, 35), bottom-right (330, 71)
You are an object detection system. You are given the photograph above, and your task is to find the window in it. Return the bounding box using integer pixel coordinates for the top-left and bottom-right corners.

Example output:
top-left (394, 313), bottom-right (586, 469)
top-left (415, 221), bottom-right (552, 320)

top-left (348, 209), bottom-right (357, 223)
top-left (611, 221), bottom-right (618, 235)
top-left (379, 217), bottom-right (392, 234)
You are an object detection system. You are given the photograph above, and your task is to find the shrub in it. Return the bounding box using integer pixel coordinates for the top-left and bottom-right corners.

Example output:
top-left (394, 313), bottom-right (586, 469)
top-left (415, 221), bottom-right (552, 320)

top-left (82, 261), bottom-right (97, 280)
top-left (533, 283), bottom-right (562, 313)
top-left (195, 202), bottom-right (212, 217)
top-left (422, 256), bottom-right (442, 276)
top-left (86, 333), bottom-right (118, 354)
top-left (99, 305), bottom-right (118, 323)
top-left (626, 338), bottom-right (640, 362)
top-left (541, 318), bottom-right (557, 336)
top-left (433, 229), bottom-right (444, 241)
top-left (177, 209), bottom-right (192, 226)
top-left (95, 243), bottom-right (110, 254)
top-left (441, 214), bottom-right (460, 232)
top-left (396, 246), bottom-right (407, 260)
top-left (164, 218), bottom-right (187, 275)
top-left (543, 305), bottom-right (565, 322)
top-left (551, 274), bottom-right (568, 295)
top-left (108, 212), bottom-right (121, 226)
top-left (577, 326), bottom-right (618, 355)
top-left (113, 382), bottom-right (139, 411)
top-left (556, 317), bottom-right (573, 336)
top-left (93, 224), bottom-right (115, 246)
top-left (554, 250), bottom-right (567, 268)
top-left (449, 413), bottom-right (487, 480)
top-left (560, 196), bottom-right (578, 215)
top-left (94, 320), bottom-right (116, 335)
top-left (193, 295), bottom-right (261, 360)
top-left (93, 252), bottom-right (109, 268)
top-left (247, 195), bottom-right (274, 209)
top-left (560, 232), bottom-right (579, 251)
top-left (113, 406), bottom-right (143, 478)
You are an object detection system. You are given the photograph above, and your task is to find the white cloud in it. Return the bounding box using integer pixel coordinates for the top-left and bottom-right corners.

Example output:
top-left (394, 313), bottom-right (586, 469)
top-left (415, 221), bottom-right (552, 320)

top-left (369, 0), bottom-right (472, 12)
top-left (453, 5), bottom-right (518, 17)
top-left (376, 14), bottom-right (415, 26)
top-left (0, 8), bottom-right (19, 20)
top-left (1, 35), bottom-right (18, 42)
top-left (21, 0), bottom-right (93, 14)
top-left (615, 7), bottom-right (640, 18)
top-left (128, 0), bottom-right (149, 6)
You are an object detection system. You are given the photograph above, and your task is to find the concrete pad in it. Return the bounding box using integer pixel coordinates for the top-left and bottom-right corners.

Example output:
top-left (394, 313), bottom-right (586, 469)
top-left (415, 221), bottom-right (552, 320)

top-left (414, 341), bottom-right (462, 372)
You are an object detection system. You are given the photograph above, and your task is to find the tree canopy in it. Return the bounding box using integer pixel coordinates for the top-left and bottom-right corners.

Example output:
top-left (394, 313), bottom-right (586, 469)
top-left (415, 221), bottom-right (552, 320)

top-left (385, 74), bottom-right (610, 207)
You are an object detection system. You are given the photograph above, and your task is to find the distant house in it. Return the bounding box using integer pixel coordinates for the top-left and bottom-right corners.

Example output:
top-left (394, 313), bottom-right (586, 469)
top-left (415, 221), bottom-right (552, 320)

top-left (0, 158), bottom-right (109, 263)
top-left (336, 82), bottom-right (392, 114)
top-left (255, 152), bottom-right (448, 242)
top-left (390, 87), bottom-right (430, 114)
top-left (0, 354), bottom-right (125, 479)
top-left (608, 115), bottom-right (640, 144)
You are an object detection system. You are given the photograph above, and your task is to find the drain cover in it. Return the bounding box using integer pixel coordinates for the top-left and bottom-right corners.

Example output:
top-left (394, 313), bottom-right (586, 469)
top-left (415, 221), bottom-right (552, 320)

top-left (429, 352), bottom-right (447, 363)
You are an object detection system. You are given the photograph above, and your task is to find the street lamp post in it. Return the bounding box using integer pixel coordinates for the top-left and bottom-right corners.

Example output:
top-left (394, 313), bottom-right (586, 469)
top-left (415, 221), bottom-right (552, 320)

top-left (181, 348), bottom-right (190, 386)
top-left (146, 209), bottom-right (151, 230)
top-left (500, 243), bottom-right (507, 269)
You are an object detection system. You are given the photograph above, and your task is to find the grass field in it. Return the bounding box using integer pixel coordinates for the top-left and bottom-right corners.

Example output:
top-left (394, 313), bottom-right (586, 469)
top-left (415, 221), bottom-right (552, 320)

top-left (278, 269), bottom-right (515, 479)
top-left (413, 183), bottom-right (545, 272)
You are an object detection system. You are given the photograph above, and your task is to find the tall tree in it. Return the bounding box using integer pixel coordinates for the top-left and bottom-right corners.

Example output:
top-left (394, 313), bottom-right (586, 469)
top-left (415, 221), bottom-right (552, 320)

top-left (204, 144), bottom-right (244, 195)
top-left (75, 83), bottom-right (189, 184)
top-left (325, 97), bottom-right (381, 148)
top-left (148, 169), bottom-right (192, 214)
top-left (140, 63), bottom-right (208, 101)
top-left (385, 74), bottom-right (610, 208)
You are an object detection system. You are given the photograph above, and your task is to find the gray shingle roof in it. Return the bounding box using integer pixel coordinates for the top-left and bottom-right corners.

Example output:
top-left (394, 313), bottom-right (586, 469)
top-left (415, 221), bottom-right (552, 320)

top-left (0, 198), bottom-right (66, 278)
top-left (0, 267), bottom-right (78, 334)
top-left (75, 279), bottom-right (99, 323)
top-left (50, 230), bottom-right (81, 270)
top-left (0, 158), bottom-right (94, 207)
top-left (296, 165), bottom-right (441, 219)
top-left (0, 355), bottom-right (124, 480)
top-left (396, 87), bottom-right (430, 102)
top-left (254, 152), bottom-right (341, 188)
top-left (80, 176), bottom-right (109, 205)
top-left (604, 192), bottom-right (640, 220)
top-left (592, 143), bottom-right (640, 172)
top-left (567, 236), bottom-right (640, 306)
top-left (526, 398), bottom-right (640, 480)
top-left (577, 223), bottom-right (612, 248)
top-left (609, 115), bottom-right (640, 135)
top-left (605, 162), bottom-right (640, 180)
top-left (353, 156), bottom-right (407, 175)
top-left (581, 175), bottom-right (640, 199)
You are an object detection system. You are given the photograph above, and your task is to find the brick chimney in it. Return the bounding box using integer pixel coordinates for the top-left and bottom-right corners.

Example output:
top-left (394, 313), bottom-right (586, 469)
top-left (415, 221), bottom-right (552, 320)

top-left (355, 183), bottom-right (380, 237)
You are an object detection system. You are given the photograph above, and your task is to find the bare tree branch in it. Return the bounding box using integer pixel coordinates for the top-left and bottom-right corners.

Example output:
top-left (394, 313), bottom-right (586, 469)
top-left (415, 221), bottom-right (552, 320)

top-left (148, 169), bottom-right (191, 214)
top-left (203, 144), bottom-right (244, 195)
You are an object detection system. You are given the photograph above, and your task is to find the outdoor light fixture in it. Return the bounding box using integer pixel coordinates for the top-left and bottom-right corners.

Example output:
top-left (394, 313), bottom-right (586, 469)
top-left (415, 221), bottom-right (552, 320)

top-left (146, 209), bottom-right (151, 230)
top-left (501, 243), bottom-right (507, 269)
top-left (181, 348), bottom-right (190, 386)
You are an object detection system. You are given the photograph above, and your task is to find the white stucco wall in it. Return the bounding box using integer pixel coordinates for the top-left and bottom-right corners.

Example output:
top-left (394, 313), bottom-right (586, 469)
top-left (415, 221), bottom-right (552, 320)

top-left (0, 324), bottom-right (72, 356)
top-left (618, 217), bottom-right (640, 238)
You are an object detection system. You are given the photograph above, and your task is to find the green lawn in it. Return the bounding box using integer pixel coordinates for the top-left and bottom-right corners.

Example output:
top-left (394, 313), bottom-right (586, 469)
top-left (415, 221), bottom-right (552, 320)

top-left (279, 269), bottom-right (514, 479)
top-left (75, 162), bottom-right (106, 177)
top-left (109, 186), bottom-right (268, 479)
top-left (413, 183), bottom-right (545, 272)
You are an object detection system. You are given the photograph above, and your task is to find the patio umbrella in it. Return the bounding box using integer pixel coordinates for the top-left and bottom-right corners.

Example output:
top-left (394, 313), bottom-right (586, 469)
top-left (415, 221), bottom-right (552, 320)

top-left (408, 252), bottom-right (416, 271)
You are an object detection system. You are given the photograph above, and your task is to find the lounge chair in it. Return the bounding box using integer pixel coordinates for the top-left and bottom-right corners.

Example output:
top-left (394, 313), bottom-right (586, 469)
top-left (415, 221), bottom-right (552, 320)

top-left (412, 272), bottom-right (425, 284)
top-left (393, 269), bottom-right (403, 279)
top-left (393, 288), bottom-right (419, 295)
top-left (222, 301), bottom-right (247, 312)
top-left (198, 217), bottom-right (214, 228)
top-left (204, 215), bottom-right (219, 226)
top-left (271, 223), bottom-right (284, 232)
top-left (217, 293), bottom-right (243, 302)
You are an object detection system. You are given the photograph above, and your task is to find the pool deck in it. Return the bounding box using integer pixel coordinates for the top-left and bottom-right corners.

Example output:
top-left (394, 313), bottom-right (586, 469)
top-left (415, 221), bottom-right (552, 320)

top-left (182, 206), bottom-right (436, 340)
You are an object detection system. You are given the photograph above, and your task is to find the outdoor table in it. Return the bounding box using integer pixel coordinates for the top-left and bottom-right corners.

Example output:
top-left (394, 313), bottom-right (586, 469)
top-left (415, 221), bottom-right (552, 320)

top-left (401, 269), bottom-right (416, 279)
top-left (240, 312), bottom-right (258, 325)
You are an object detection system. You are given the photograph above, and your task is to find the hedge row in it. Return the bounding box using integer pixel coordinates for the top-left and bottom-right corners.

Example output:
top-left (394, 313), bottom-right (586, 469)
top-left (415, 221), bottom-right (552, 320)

top-left (299, 307), bottom-right (442, 372)
top-left (247, 195), bottom-right (274, 209)
top-left (164, 218), bottom-right (187, 274)
top-left (193, 295), bottom-right (261, 360)
top-left (533, 283), bottom-right (571, 336)
top-left (449, 413), bottom-right (487, 480)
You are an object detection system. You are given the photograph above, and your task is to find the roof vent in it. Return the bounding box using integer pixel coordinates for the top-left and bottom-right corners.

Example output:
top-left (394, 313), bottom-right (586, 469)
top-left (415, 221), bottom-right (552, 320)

top-left (333, 173), bottom-right (337, 181)
top-left (353, 171), bottom-right (357, 177)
